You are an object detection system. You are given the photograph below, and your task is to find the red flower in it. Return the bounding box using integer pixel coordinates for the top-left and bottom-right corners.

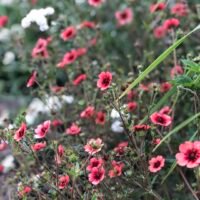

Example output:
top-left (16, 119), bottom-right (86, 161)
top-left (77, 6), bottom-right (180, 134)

top-left (139, 84), bottom-right (149, 92)
top-left (80, 106), bottom-right (95, 119)
top-left (159, 106), bottom-right (172, 115)
top-left (0, 16), bottom-right (8, 27)
top-left (57, 49), bottom-right (77, 68)
top-left (18, 186), bottom-right (32, 197)
top-left (31, 141), bottom-right (46, 151)
top-left (73, 74), bottom-right (87, 86)
top-left (79, 21), bottom-right (96, 29)
top-left (127, 90), bottom-right (137, 100)
top-left (148, 155), bottom-right (165, 173)
top-left (150, 112), bottom-right (172, 127)
top-left (153, 26), bottom-right (166, 39)
top-left (170, 65), bottom-right (184, 78)
top-left (150, 2), bottom-right (166, 13)
top-left (88, 0), bottom-right (105, 7)
top-left (108, 161), bottom-right (124, 178)
top-left (14, 122), bottom-right (27, 142)
top-left (97, 71), bottom-right (112, 90)
top-left (87, 157), bottom-right (104, 171)
top-left (60, 26), bottom-right (76, 41)
top-left (66, 123), bottom-right (81, 135)
top-left (52, 119), bottom-right (63, 127)
top-left (0, 165), bottom-right (4, 173)
top-left (163, 18), bottom-right (180, 30)
top-left (35, 120), bottom-right (51, 139)
top-left (84, 138), bottom-right (104, 155)
top-left (171, 3), bottom-right (188, 17)
top-left (152, 138), bottom-right (161, 145)
top-left (0, 141), bottom-right (7, 151)
top-left (27, 70), bottom-right (37, 88)
top-left (160, 82), bottom-right (172, 93)
top-left (95, 111), bottom-right (106, 125)
top-left (115, 8), bottom-right (133, 26)
top-left (127, 101), bottom-right (137, 112)
top-left (32, 37), bottom-right (51, 58)
top-left (176, 141), bottom-right (200, 168)
top-left (58, 175), bottom-right (70, 189)
top-left (88, 167), bottom-right (105, 185)
top-left (132, 124), bottom-right (151, 132)
top-left (114, 141), bottom-right (128, 156)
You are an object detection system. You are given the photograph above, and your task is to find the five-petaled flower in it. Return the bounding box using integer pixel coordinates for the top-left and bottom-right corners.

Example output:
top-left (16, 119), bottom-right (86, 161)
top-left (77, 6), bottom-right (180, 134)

top-left (150, 112), bottom-right (172, 127)
top-left (14, 122), bottom-right (27, 142)
top-left (84, 138), bottom-right (104, 155)
top-left (58, 175), bottom-right (70, 189)
top-left (95, 111), bottom-right (106, 125)
top-left (60, 26), bottom-right (77, 41)
top-left (80, 106), bottom-right (95, 119)
top-left (115, 8), bottom-right (133, 26)
top-left (88, 0), bottom-right (105, 7)
top-left (148, 155), bottom-right (165, 173)
top-left (66, 123), bottom-right (81, 136)
top-left (31, 141), bottom-right (47, 151)
top-left (87, 157), bottom-right (104, 171)
top-left (88, 167), bottom-right (105, 185)
top-left (176, 141), bottom-right (200, 168)
top-left (97, 71), bottom-right (112, 91)
top-left (35, 120), bottom-right (51, 139)
top-left (108, 161), bottom-right (124, 178)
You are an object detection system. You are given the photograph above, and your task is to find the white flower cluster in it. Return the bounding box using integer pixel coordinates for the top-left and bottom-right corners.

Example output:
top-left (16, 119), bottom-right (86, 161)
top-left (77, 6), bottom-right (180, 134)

top-left (21, 7), bottom-right (55, 31)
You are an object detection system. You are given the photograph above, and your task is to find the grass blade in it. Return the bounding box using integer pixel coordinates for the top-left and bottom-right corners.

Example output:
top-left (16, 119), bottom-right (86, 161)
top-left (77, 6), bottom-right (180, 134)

top-left (119, 25), bottom-right (200, 100)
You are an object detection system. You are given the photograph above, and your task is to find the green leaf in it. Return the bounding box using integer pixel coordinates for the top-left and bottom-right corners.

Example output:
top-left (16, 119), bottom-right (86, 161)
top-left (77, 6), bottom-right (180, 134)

top-left (118, 25), bottom-right (200, 100)
top-left (153, 112), bottom-right (200, 152)
top-left (172, 75), bottom-right (193, 86)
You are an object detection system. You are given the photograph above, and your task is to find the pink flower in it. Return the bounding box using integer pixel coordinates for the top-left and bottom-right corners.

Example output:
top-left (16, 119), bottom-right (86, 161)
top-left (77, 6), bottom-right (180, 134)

top-left (163, 18), bottom-right (180, 30)
top-left (84, 138), bottom-right (104, 155)
top-left (76, 48), bottom-right (88, 57)
top-left (60, 26), bottom-right (77, 41)
top-left (80, 106), bottom-right (95, 119)
top-left (0, 165), bottom-right (4, 173)
top-left (0, 141), bottom-right (7, 151)
top-left (95, 111), bottom-right (106, 125)
top-left (52, 119), bottom-right (63, 127)
top-left (31, 141), bottom-right (46, 151)
top-left (88, 0), bottom-right (105, 7)
top-left (171, 3), bottom-right (188, 17)
top-left (150, 112), bottom-right (172, 127)
top-left (132, 124), bottom-right (151, 132)
top-left (148, 155), bottom-right (165, 173)
top-left (88, 167), bottom-right (105, 185)
top-left (115, 8), bottom-right (133, 26)
top-left (176, 141), bottom-right (200, 168)
top-left (55, 144), bottom-right (64, 165)
top-left (127, 101), bottom-right (137, 112)
top-left (170, 65), bottom-right (184, 78)
top-left (114, 141), bottom-right (128, 156)
top-left (14, 122), bottom-right (27, 142)
top-left (31, 37), bottom-right (51, 58)
top-left (87, 157), bottom-right (104, 171)
top-left (58, 175), bottom-right (70, 189)
top-left (26, 71), bottom-right (37, 88)
top-left (79, 21), bottom-right (96, 29)
top-left (0, 16), bottom-right (8, 27)
top-left (153, 26), bottom-right (166, 39)
top-left (66, 123), bottom-right (81, 136)
top-left (97, 71), bottom-right (112, 90)
top-left (160, 82), bottom-right (172, 93)
top-left (73, 74), bottom-right (87, 86)
top-left (35, 120), bottom-right (51, 139)
top-left (57, 49), bottom-right (77, 68)
top-left (108, 161), bottom-right (124, 178)
top-left (159, 106), bottom-right (172, 115)
top-left (150, 2), bottom-right (166, 13)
